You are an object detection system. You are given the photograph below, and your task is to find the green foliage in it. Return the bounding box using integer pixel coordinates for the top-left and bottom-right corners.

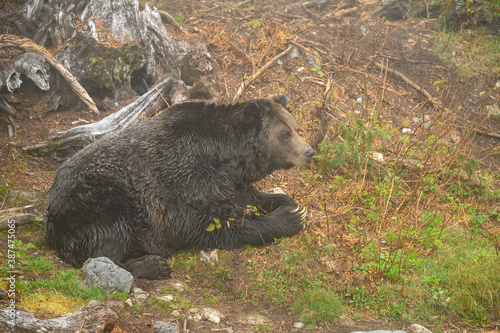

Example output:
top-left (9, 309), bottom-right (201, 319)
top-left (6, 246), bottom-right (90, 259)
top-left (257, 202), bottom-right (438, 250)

top-left (174, 12), bottom-right (184, 23)
top-left (246, 238), bottom-right (328, 307)
top-left (419, 232), bottom-right (500, 323)
top-left (290, 288), bottom-right (343, 324)
top-left (433, 29), bottom-right (500, 78)
top-left (315, 109), bottom-right (390, 174)
top-left (247, 19), bottom-right (262, 29)
top-left (19, 269), bottom-right (112, 301)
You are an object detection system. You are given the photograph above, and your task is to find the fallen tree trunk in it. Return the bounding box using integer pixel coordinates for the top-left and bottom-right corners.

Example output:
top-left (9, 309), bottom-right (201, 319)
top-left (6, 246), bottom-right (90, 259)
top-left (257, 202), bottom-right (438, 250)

top-left (0, 301), bottom-right (118, 333)
top-left (24, 76), bottom-right (193, 156)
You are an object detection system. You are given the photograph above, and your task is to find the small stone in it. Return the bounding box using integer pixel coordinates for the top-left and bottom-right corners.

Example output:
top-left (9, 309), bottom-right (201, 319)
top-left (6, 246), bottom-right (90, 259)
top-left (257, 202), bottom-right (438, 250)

top-left (226, 329), bottom-right (234, 333)
top-left (485, 104), bottom-right (500, 117)
top-left (189, 307), bottom-right (200, 314)
top-left (338, 315), bottom-right (355, 327)
top-left (294, 322), bottom-right (305, 328)
top-left (496, 80), bottom-right (500, 88)
top-left (266, 187), bottom-right (286, 195)
top-left (289, 46), bottom-right (300, 59)
top-left (133, 287), bottom-right (144, 293)
top-left (409, 323), bottom-right (432, 333)
top-left (104, 296), bottom-right (125, 314)
top-left (276, 59), bottom-right (283, 65)
top-left (134, 291), bottom-right (148, 301)
top-left (402, 128), bottom-right (414, 134)
top-left (170, 310), bottom-right (181, 318)
top-left (201, 307), bottom-right (222, 324)
top-left (154, 321), bottom-right (180, 333)
top-left (234, 312), bottom-right (271, 325)
top-left (82, 257), bottom-right (133, 293)
top-left (423, 115), bottom-right (431, 130)
top-left (157, 295), bottom-right (174, 302)
top-left (172, 282), bottom-right (185, 292)
top-left (114, 102), bottom-right (119, 107)
top-left (360, 25), bottom-right (367, 36)
top-left (125, 298), bottom-right (134, 307)
top-left (199, 249), bottom-right (219, 266)
top-left (369, 151), bottom-right (385, 163)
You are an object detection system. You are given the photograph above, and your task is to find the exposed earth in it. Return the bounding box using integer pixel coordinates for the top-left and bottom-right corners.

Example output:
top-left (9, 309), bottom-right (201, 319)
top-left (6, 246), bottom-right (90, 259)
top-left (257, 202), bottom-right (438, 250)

top-left (0, 0), bottom-right (499, 332)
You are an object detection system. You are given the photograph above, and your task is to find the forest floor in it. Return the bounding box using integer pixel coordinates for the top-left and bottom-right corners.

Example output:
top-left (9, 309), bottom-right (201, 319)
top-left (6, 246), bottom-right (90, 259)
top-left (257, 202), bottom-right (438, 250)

top-left (1, 0), bottom-right (499, 332)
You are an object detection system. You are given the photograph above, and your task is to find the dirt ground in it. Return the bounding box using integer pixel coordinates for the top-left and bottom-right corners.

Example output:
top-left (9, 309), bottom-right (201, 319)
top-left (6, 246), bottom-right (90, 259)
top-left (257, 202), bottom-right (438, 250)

top-left (1, 0), bottom-right (499, 332)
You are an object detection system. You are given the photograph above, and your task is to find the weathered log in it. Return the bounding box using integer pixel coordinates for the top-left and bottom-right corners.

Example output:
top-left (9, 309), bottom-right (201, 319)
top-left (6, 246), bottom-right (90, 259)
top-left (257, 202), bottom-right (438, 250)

top-left (0, 300), bottom-right (118, 333)
top-left (24, 76), bottom-right (193, 156)
top-left (282, 0), bottom-right (332, 12)
top-left (0, 34), bottom-right (99, 114)
top-left (0, 214), bottom-right (36, 230)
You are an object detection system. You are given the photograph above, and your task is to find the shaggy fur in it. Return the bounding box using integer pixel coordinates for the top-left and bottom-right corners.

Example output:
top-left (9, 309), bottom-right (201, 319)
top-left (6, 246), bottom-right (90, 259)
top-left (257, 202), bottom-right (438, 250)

top-left (46, 97), bottom-right (314, 279)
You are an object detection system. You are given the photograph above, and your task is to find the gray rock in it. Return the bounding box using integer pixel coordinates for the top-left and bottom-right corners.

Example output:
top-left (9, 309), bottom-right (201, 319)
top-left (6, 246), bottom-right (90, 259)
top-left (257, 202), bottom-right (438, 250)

top-left (201, 307), bottom-right (222, 324)
top-left (486, 104), bottom-right (500, 117)
top-left (82, 257), bottom-right (134, 293)
top-left (294, 321), bottom-right (305, 328)
top-left (234, 312), bottom-right (271, 325)
top-left (154, 321), bottom-right (180, 333)
top-left (171, 282), bottom-right (185, 292)
top-left (409, 324), bottom-right (432, 333)
top-left (339, 315), bottom-right (356, 327)
top-left (157, 295), bottom-right (174, 303)
top-left (104, 296), bottom-right (125, 314)
top-left (289, 45), bottom-right (300, 59)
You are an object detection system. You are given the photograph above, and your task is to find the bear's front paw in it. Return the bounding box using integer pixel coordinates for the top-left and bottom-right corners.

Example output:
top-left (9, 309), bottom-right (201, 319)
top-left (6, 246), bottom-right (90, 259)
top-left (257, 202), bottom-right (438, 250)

top-left (125, 254), bottom-right (172, 280)
top-left (272, 205), bottom-right (308, 236)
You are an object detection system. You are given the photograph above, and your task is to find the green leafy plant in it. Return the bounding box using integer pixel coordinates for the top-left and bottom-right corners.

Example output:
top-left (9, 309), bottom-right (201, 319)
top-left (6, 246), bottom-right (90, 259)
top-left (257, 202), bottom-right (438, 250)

top-left (315, 109), bottom-right (390, 174)
top-left (290, 288), bottom-right (343, 324)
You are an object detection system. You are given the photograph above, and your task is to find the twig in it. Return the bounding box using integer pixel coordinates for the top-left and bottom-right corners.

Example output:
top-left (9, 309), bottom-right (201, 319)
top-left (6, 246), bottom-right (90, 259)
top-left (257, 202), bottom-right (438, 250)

top-left (233, 43), bottom-right (295, 103)
top-left (158, 10), bottom-right (189, 35)
top-left (0, 34), bottom-right (99, 114)
top-left (373, 60), bottom-right (437, 107)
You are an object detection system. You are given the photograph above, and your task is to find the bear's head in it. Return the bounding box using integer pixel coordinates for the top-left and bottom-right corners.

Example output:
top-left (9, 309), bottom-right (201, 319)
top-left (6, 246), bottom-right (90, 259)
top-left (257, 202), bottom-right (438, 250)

top-left (241, 95), bottom-right (315, 173)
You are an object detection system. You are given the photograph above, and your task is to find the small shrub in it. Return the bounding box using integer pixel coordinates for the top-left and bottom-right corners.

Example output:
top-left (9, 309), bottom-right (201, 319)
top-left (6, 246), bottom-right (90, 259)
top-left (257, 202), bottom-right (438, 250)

top-left (290, 288), bottom-right (343, 324)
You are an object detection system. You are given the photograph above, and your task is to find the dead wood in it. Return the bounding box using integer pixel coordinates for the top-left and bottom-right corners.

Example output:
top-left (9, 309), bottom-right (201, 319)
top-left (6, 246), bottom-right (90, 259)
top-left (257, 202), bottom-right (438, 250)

top-left (311, 80), bottom-right (335, 151)
top-left (158, 10), bottom-right (189, 35)
top-left (282, 0), bottom-right (332, 12)
top-left (233, 43), bottom-right (295, 103)
top-left (0, 214), bottom-right (36, 230)
top-left (0, 34), bottom-right (99, 114)
top-left (328, 7), bottom-right (359, 19)
top-left (0, 301), bottom-right (118, 333)
top-left (24, 76), bottom-right (191, 156)
top-left (373, 60), bottom-right (437, 106)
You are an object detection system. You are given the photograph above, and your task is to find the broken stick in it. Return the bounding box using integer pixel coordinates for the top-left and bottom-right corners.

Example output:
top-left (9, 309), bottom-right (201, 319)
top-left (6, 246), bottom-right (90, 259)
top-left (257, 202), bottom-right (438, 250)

top-left (0, 34), bottom-right (99, 114)
top-left (373, 60), bottom-right (436, 107)
top-left (233, 43), bottom-right (295, 103)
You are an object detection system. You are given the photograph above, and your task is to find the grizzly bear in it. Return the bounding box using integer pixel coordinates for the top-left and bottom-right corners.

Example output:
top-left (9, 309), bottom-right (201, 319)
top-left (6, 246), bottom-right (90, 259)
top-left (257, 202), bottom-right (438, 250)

top-left (45, 96), bottom-right (314, 279)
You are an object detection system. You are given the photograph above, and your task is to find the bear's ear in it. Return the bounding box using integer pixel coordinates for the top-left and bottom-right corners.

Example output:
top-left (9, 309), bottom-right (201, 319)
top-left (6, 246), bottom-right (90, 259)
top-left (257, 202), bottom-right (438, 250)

top-left (242, 101), bottom-right (263, 131)
top-left (274, 95), bottom-right (288, 108)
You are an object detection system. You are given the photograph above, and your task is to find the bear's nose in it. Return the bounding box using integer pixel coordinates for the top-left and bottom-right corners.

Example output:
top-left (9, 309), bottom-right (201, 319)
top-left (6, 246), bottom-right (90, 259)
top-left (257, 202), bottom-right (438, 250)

top-left (305, 148), bottom-right (315, 159)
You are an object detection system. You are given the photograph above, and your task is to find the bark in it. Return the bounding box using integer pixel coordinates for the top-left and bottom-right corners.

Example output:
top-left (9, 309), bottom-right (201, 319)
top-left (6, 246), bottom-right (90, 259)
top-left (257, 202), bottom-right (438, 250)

top-left (0, 301), bottom-right (118, 333)
top-left (0, 34), bottom-right (99, 114)
top-left (2, 0), bottom-right (214, 158)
